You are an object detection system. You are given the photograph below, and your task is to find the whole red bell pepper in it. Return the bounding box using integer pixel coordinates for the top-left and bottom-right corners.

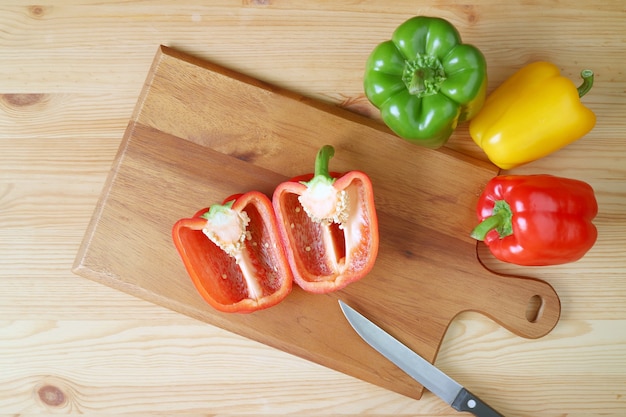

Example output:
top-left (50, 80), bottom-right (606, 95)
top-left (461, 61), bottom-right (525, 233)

top-left (470, 174), bottom-right (598, 266)
top-left (172, 191), bottom-right (293, 313)
top-left (272, 145), bottom-right (379, 293)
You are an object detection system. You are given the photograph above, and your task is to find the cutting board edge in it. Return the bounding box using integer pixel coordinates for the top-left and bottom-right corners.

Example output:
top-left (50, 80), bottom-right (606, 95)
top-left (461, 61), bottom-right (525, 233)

top-left (72, 121), bottom-right (138, 274)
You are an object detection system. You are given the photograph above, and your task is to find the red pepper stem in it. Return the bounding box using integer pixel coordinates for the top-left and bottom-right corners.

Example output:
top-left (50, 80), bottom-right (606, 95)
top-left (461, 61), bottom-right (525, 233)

top-left (471, 213), bottom-right (506, 241)
top-left (577, 69), bottom-right (594, 98)
top-left (314, 145), bottom-right (335, 179)
top-left (470, 200), bottom-right (514, 241)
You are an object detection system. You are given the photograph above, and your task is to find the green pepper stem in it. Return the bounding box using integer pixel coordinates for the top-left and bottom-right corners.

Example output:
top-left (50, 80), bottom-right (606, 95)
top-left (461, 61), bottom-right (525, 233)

top-left (577, 69), bottom-right (594, 98)
top-left (402, 54), bottom-right (446, 97)
top-left (314, 145), bottom-right (335, 179)
top-left (470, 200), bottom-right (514, 241)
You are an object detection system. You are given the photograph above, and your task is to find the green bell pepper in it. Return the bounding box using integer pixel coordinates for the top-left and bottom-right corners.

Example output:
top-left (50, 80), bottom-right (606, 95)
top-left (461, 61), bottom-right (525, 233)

top-left (364, 16), bottom-right (487, 148)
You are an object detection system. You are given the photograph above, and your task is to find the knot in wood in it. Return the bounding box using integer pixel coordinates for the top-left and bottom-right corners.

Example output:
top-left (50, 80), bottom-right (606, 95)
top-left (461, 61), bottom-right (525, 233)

top-left (37, 384), bottom-right (66, 407)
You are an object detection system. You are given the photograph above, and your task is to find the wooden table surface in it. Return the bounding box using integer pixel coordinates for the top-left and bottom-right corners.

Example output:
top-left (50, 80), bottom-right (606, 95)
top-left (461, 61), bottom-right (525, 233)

top-left (1, 2), bottom-right (624, 415)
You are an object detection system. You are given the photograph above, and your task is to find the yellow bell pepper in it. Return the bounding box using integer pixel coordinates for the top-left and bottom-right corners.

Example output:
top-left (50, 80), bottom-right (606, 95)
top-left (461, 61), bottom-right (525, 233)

top-left (469, 62), bottom-right (596, 169)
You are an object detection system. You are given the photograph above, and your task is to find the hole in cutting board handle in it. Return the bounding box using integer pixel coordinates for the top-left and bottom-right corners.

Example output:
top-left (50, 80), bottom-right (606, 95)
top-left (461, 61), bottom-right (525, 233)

top-left (526, 295), bottom-right (544, 323)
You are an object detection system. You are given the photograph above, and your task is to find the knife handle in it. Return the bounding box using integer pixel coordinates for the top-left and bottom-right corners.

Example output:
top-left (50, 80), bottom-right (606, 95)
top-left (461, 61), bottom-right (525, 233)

top-left (451, 388), bottom-right (504, 417)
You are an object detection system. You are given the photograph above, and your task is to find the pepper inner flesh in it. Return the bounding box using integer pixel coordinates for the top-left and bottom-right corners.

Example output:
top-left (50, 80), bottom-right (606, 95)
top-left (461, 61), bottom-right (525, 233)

top-left (185, 203), bottom-right (284, 305)
top-left (283, 181), bottom-right (370, 282)
top-left (284, 192), bottom-right (344, 277)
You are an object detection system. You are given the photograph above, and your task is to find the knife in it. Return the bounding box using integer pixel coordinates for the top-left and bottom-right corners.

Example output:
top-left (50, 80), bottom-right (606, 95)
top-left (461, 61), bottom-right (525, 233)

top-left (339, 300), bottom-right (504, 417)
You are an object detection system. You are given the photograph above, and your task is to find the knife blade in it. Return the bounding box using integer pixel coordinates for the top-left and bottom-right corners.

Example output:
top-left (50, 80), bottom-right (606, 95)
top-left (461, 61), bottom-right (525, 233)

top-left (339, 300), bottom-right (504, 417)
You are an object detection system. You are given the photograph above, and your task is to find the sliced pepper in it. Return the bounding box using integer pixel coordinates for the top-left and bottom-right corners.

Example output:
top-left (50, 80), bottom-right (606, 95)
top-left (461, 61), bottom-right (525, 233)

top-left (272, 145), bottom-right (379, 293)
top-left (469, 61), bottom-right (596, 169)
top-left (363, 16), bottom-right (487, 148)
top-left (172, 191), bottom-right (293, 313)
top-left (471, 174), bottom-right (598, 266)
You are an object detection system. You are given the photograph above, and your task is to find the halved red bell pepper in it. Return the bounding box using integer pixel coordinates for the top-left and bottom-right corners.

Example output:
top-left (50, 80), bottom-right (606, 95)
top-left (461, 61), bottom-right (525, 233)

top-left (272, 145), bottom-right (379, 293)
top-left (172, 191), bottom-right (293, 313)
top-left (470, 174), bottom-right (598, 266)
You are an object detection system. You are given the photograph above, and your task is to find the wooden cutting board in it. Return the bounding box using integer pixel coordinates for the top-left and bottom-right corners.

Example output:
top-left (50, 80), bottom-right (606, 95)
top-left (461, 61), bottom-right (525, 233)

top-left (73, 46), bottom-right (560, 400)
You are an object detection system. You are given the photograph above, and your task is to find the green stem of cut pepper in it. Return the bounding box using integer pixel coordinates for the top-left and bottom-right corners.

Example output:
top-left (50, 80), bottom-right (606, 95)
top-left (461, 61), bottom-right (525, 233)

top-left (297, 145), bottom-right (346, 225)
top-left (314, 145), bottom-right (335, 179)
top-left (201, 199), bottom-right (235, 220)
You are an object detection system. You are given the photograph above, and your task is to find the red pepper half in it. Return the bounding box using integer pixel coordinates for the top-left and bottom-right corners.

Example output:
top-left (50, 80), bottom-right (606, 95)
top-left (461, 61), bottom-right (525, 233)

top-left (272, 145), bottom-right (379, 293)
top-left (471, 174), bottom-right (598, 266)
top-left (172, 191), bottom-right (293, 313)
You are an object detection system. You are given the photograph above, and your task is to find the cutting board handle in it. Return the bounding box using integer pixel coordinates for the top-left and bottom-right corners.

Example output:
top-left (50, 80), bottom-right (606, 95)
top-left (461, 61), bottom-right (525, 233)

top-left (472, 270), bottom-right (561, 339)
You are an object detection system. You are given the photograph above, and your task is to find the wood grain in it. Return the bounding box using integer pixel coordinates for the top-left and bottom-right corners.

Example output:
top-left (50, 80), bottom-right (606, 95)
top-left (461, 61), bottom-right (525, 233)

top-left (1, 1), bottom-right (625, 415)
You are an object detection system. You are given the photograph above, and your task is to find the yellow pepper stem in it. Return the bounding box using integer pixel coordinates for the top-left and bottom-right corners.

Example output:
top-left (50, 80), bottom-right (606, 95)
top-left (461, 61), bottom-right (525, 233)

top-left (577, 70), bottom-right (594, 98)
